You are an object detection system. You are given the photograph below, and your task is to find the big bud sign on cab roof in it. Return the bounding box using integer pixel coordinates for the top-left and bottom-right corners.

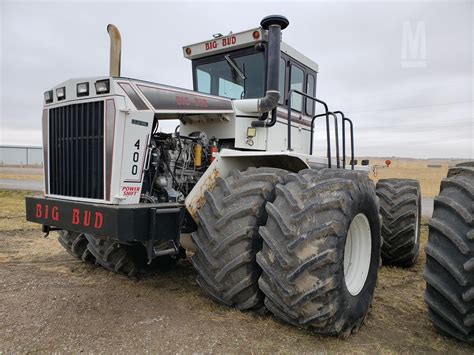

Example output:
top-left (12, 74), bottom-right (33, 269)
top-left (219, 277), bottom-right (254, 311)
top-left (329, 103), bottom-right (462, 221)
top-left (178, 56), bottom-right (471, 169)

top-left (182, 28), bottom-right (265, 59)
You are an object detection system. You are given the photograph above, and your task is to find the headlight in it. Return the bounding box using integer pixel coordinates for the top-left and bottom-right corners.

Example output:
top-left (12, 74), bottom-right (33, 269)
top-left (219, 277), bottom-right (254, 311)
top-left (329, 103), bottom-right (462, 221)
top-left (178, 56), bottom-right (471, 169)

top-left (95, 79), bottom-right (110, 94)
top-left (44, 90), bottom-right (53, 104)
top-left (56, 87), bottom-right (66, 101)
top-left (77, 82), bottom-right (89, 97)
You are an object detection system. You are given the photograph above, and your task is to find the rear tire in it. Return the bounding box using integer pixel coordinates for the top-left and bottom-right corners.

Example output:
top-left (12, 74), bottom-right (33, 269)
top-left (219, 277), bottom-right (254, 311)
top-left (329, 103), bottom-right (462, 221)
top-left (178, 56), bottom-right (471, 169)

top-left (257, 168), bottom-right (381, 336)
top-left (424, 162), bottom-right (474, 343)
top-left (376, 179), bottom-right (421, 266)
top-left (85, 234), bottom-right (147, 277)
top-left (58, 230), bottom-right (95, 263)
top-left (191, 167), bottom-right (287, 311)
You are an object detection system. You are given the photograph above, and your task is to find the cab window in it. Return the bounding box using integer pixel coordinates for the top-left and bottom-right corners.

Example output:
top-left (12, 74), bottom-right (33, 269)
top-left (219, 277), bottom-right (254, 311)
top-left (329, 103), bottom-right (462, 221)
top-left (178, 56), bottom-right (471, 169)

top-left (290, 64), bottom-right (304, 111)
top-left (194, 51), bottom-right (265, 99)
top-left (306, 73), bottom-right (315, 115)
top-left (218, 77), bottom-right (244, 98)
top-left (196, 69), bottom-right (211, 94)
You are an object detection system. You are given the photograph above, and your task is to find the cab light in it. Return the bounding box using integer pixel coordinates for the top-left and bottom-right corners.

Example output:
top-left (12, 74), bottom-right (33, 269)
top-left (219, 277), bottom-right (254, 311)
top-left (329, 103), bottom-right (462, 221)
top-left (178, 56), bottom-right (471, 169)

top-left (95, 79), bottom-right (110, 94)
top-left (56, 87), bottom-right (66, 101)
top-left (44, 90), bottom-right (53, 104)
top-left (77, 82), bottom-right (89, 97)
top-left (252, 30), bottom-right (260, 40)
top-left (185, 47), bottom-right (192, 55)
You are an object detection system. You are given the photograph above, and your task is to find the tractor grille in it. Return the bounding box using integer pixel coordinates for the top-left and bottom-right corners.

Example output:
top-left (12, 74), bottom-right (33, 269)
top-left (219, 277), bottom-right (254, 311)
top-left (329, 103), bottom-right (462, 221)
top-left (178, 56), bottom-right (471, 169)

top-left (48, 101), bottom-right (104, 199)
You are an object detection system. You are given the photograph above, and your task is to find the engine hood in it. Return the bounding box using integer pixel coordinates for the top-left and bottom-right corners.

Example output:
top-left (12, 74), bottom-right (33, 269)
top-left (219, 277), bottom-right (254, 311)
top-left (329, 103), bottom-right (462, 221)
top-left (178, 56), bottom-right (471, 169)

top-left (43, 77), bottom-right (235, 119)
top-left (119, 78), bottom-right (234, 117)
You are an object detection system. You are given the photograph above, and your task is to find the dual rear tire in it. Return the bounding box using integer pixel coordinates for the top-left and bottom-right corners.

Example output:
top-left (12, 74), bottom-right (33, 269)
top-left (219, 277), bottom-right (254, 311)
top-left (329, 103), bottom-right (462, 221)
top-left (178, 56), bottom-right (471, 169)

top-left (84, 235), bottom-right (147, 277)
top-left (58, 230), bottom-right (95, 264)
top-left (192, 167), bottom-right (381, 336)
top-left (58, 232), bottom-right (177, 277)
top-left (376, 179), bottom-right (421, 267)
top-left (58, 231), bottom-right (148, 277)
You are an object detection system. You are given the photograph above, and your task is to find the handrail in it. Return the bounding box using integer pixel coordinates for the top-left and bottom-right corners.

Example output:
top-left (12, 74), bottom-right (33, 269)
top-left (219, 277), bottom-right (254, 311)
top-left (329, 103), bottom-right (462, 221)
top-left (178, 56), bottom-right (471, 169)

top-left (311, 112), bottom-right (340, 168)
top-left (345, 117), bottom-right (355, 170)
top-left (287, 89), bottom-right (356, 171)
top-left (287, 89), bottom-right (329, 151)
top-left (310, 113), bottom-right (331, 167)
top-left (334, 111), bottom-right (355, 170)
top-left (288, 89), bottom-right (331, 156)
top-left (333, 111), bottom-right (345, 168)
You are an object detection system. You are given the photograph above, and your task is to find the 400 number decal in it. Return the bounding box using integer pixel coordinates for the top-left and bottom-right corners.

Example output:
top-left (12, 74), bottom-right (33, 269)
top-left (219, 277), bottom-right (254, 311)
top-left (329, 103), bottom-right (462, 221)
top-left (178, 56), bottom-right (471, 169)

top-left (132, 139), bottom-right (140, 175)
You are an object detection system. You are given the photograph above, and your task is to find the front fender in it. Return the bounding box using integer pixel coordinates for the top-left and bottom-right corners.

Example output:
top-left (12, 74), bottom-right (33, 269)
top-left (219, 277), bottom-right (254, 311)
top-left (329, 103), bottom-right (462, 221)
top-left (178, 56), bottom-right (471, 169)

top-left (185, 149), bottom-right (310, 221)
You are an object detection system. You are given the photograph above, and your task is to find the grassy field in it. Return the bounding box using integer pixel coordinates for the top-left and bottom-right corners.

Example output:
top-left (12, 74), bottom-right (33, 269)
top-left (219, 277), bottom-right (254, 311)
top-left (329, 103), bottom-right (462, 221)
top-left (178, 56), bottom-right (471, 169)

top-left (1, 190), bottom-right (472, 353)
top-left (365, 158), bottom-right (461, 197)
top-left (0, 166), bottom-right (43, 181)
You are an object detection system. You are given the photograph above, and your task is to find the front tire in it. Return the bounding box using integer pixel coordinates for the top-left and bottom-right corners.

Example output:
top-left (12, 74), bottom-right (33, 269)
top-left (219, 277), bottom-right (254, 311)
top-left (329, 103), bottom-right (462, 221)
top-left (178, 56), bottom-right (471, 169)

top-left (257, 168), bottom-right (381, 336)
top-left (424, 162), bottom-right (474, 343)
top-left (191, 167), bottom-right (287, 311)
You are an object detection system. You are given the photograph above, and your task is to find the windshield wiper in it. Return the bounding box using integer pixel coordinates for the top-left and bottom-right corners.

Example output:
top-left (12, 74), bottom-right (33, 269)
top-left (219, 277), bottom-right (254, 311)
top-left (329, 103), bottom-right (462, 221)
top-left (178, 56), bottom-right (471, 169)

top-left (224, 55), bottom-right (246, 80)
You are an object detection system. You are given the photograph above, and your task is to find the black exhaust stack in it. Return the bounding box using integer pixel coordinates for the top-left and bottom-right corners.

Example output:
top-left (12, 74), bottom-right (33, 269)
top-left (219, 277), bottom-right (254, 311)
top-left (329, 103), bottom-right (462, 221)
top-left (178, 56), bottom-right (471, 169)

top-left (253, 15), bottom-right (289, 127)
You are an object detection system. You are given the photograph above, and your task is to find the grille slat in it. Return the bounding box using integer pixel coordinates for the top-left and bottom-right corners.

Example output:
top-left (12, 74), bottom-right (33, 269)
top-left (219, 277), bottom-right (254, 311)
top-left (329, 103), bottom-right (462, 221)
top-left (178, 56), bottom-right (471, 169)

top-left (80, 104), bottom-right (85, 197)
top-left (90, 103), bottom-right (95, 198)
top-left (85, 104), bottom-right (90, 197)
top-left (66, 105), bottom-right (70, 196)
top-left (48, 109), bottom-right (54, 193)
top-left (49, 101), bottom-right (104, 199)
top-left (61, 106), bottom-right (65, 195)
top-left (97, 107), bottom-right (104, 199)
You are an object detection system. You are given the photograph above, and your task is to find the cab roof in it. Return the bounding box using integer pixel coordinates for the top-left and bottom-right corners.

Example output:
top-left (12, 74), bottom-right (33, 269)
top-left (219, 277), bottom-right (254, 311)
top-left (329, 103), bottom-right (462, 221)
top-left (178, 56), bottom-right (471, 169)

top-left (183, 27), bottom-right (319, 73)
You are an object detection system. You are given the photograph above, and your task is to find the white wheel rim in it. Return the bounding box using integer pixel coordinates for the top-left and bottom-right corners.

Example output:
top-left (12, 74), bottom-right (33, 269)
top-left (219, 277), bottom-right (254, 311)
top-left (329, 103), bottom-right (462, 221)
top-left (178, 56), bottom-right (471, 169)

top-left (344, 213), bottom-right (372, 296)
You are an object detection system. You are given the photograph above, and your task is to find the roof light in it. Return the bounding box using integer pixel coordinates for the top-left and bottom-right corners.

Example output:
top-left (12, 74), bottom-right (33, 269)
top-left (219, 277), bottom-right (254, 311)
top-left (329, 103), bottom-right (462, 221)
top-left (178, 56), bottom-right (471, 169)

top-left (252, 30), bottom-right (260, 40)
top-left (44, 90), bottom-right (53, 104)
top-left (185, 47), bottom-right (192, 55)
top-left (95, 79), bottom-right (110, 94)
top-left (56, 87), bottom-right (66, 101)
top-left (77, 82), bottom-right (89, 97)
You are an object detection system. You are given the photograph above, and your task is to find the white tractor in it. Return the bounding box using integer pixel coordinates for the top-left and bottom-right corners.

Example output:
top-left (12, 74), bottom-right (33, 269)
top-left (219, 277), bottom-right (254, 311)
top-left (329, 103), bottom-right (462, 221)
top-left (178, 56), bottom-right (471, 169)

top-left (26, 15), bottom-right (425, 338)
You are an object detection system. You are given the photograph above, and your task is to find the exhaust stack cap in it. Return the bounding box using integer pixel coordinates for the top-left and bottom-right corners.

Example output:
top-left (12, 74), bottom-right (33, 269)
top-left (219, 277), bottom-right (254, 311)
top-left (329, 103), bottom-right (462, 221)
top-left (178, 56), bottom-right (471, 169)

top-left (107, 24), bottom-right (122, 77)
top-left (260, 15), bottom-right (289, 30)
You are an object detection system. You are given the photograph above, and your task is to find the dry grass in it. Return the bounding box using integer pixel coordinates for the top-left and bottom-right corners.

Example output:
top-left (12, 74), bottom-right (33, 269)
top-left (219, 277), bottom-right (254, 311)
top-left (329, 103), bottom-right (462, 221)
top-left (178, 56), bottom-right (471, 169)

top-left (367, 158), bottom-right (454, 197)
top-left (0, 190), bottom-right (39, 231)
top-left (0, 166), bottom-right (43, 181)
top-left (0, 173), bottom-right (43, 181)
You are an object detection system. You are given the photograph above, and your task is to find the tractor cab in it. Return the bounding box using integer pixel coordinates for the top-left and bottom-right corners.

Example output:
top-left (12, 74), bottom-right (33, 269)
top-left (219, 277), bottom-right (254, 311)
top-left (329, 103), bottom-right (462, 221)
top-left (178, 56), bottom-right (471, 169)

top-left (183, 28), bottom-right (319, 119)
top-left (180, 25), bottom-right (332, 156)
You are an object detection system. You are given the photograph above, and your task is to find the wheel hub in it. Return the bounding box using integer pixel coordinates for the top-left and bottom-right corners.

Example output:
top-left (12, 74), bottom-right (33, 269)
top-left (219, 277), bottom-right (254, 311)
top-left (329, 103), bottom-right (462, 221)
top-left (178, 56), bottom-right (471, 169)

top-left (344, 213), bottom-right (372, 296)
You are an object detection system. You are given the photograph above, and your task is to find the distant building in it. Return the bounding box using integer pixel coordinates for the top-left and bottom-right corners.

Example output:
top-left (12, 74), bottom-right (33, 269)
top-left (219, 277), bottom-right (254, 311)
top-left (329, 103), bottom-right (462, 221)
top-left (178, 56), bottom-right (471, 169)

top-left (0, 145), bottom-right (43, 166)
